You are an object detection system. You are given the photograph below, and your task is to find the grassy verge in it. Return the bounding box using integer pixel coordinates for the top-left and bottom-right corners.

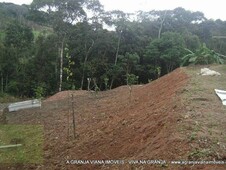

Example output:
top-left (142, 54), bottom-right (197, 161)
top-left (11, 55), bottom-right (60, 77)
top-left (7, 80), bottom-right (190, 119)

top-left (0, 125), bottom-right (44, 164)
top-left (180, 65), bottom-right (226, 160)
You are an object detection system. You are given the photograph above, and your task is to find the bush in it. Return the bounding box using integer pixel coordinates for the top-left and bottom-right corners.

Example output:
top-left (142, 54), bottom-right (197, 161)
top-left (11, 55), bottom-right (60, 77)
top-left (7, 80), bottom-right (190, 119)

top-left (33, 84), bottom-right (47, 99)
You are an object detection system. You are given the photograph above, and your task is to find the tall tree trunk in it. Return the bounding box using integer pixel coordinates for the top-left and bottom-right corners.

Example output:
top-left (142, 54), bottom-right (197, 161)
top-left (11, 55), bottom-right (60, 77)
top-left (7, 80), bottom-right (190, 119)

top-left (87, 78), bottom-right (91, 91)
top-left (59, 40), bottom-right (64, 92)
top-left (80, 40), bottom-right (94, 90)
top-left (158, 11), bottom-right (167, 39)
top-left (55, 52), bottom-right (58, 80)
top-left (126, 64), bottom-right (129, 85)
top-left (5, 74), bottom-right (8, 92)
top-left (110, 31), bottom-right (122, 90)
top-left (114, 31), bottom-right (122, 65)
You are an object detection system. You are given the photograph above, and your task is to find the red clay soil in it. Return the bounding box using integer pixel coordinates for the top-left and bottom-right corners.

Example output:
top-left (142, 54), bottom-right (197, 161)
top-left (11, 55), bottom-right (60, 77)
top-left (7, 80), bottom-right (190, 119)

top-left (45, 90), bottom-right (88, 102)
top-left (3, 68), bottom-right (225, 170)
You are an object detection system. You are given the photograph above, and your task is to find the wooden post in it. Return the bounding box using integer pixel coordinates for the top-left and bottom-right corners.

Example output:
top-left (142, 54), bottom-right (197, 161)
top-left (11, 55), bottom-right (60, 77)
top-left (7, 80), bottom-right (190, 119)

top-left (0, 144), bottom-right (22, 149)
top-left (71, 94), bottom-right (76, 139)
top-left (67, 92), bottom-right (70, 140)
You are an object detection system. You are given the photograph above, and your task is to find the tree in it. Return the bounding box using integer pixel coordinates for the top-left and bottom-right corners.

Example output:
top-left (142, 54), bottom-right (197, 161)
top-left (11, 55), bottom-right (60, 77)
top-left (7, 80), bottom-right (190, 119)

top-left (3, 21), bottom-right (34, 96)
top-left (31, 0), bottom-right (86, 92)
top-left (160, 32), bottom-right (185, 73)
top-left (145, 32), bottom-right (185, 74)
top-left (64, 45), bottom-right (75, 89)
top-left (126, 73), bottom-right (138, 101)
top-left (30, 33), bottom-right (59, 96)
top-left (158, 10), bottom-right (167, 39)
top-left (103, 10), bottom-right (130, 89)
top-left (73, 22), bottom-right (96, 90)
top-left (0, 2), bottom-right (29, 25)
top-left (118, 52), bottom-right (140, 85)
top-left (182, 32), bottom-right (201, 51)
top-left (4, 21), bottom-right (33, 53)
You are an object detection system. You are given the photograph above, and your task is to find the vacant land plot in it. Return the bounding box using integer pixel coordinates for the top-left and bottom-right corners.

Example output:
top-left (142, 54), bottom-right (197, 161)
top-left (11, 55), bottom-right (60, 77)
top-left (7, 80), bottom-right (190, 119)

top-left (1, 65), bottom-right (226, 170)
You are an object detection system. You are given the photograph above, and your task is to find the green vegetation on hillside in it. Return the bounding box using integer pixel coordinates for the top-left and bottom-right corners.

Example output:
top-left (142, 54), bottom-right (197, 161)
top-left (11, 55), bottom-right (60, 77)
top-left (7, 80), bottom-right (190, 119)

top-left (0, 1), bottom-right (226, 98)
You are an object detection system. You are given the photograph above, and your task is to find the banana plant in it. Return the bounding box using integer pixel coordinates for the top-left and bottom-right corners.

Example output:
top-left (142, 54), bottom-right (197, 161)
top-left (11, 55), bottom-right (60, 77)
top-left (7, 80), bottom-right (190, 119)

top-left (181, 43), bottom-right (226, 66)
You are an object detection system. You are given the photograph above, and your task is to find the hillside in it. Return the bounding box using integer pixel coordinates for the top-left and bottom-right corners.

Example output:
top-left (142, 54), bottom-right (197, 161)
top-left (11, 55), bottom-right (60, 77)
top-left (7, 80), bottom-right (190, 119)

top-left (0, 3), bottom-right (28, 28)
top-left (1, 65), bottom-right (226, 170)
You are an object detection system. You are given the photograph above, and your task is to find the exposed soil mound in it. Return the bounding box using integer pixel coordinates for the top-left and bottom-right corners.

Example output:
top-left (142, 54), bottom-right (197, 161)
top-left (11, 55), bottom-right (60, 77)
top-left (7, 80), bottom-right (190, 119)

top-left (5, 67), bottom-right (226, 170)
top-left (63, 68), bottom-right (189, 170)
top-left (45, 90), bottom-right (88, 102)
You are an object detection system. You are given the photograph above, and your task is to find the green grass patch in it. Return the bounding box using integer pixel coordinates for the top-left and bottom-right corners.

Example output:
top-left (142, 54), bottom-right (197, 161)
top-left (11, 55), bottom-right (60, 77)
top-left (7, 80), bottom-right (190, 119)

top-left (188, 148), bottom-right (212, 160)
top-left (0, 125), bottom-right (44, 164)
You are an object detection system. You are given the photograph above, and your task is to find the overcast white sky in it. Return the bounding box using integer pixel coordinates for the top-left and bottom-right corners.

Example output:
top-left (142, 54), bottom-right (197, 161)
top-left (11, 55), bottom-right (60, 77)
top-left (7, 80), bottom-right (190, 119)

top-left (0, 0), bottom-right (225, 20)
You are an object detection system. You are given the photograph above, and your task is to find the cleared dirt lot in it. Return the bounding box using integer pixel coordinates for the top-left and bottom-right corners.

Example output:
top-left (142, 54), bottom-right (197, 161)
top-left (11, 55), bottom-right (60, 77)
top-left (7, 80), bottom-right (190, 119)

top-left (1, 66), bottom-right (226, 170)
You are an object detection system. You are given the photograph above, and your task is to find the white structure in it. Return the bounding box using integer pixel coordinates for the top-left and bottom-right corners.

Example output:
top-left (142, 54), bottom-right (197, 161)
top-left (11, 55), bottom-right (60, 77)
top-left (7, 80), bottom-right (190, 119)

top-left (200, 68), bottom-right (221, 76)
top-left (8, 99), bottom-right (41, 112)
top-left (215, 89), bottom-right (226, 105)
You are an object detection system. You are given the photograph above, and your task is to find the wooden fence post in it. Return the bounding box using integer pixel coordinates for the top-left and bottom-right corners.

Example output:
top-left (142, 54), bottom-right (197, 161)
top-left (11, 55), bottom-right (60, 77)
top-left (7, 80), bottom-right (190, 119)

top-left (71, 94), bottom-right (76, 139)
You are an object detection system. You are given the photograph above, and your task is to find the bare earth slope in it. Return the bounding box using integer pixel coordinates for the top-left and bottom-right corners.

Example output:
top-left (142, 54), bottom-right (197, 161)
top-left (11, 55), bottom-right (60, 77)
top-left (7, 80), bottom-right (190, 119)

top-left (3, 66), bottom-right (226, 170)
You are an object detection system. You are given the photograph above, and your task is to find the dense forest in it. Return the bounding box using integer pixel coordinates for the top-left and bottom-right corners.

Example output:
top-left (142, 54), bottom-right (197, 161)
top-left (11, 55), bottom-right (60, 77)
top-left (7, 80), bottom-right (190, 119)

top-left (0, 0), bottom-right (226, 98)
